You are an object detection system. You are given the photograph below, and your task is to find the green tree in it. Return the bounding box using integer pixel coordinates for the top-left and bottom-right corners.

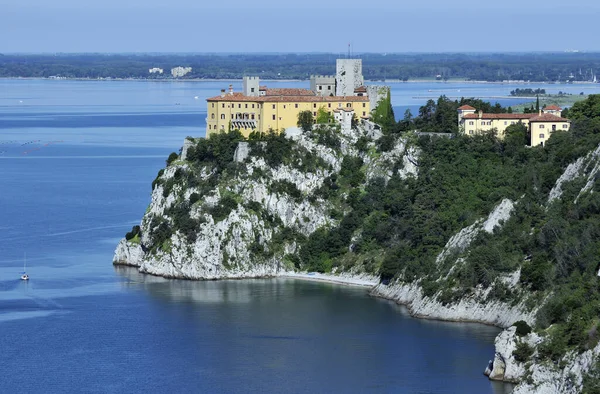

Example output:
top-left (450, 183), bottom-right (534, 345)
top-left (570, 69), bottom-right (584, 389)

top-left (371, 89), bottom-right (395, 133)
top-left (166, 152), bottom-right (179, 166)
top-left (297, 110), bottom-right (314, 132)
top-left (316, 107), bottom-right (333, 124)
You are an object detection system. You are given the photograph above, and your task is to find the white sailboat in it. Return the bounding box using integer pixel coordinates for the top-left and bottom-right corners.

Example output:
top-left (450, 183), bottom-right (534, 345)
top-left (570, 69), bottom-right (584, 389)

top-left (20, 253), bottom-right (29, 281)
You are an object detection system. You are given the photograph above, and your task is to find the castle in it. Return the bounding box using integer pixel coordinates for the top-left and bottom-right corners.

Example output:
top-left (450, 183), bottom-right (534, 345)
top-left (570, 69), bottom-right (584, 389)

top-left (458, 104), bottom-right (571, 146)
top-left (205, 59), bottom-right (388, 137)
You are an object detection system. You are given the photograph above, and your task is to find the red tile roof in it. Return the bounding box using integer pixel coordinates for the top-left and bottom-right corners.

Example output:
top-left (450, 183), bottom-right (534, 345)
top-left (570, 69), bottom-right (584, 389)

top-left (544, 105), bottom-right (562, 111)
top-left (354, 86), bottom-right (367, 93)
top-left (458, 105), bottom-right (476, 111)
top-left (264, 88), bottom-right (315, 96)
top-left (529, 113), bottom-right (569, 122)
top-left (207, 92), bottom-right (369, 103)
top-left (463, 113), bottom-right (534, 120)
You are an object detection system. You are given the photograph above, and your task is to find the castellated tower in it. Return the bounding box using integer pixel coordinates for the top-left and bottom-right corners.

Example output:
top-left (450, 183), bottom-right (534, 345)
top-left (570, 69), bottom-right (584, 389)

top-left (336, 59), bottom-right (364, 97)
top-left (243, 76), bottom-right (260, 97)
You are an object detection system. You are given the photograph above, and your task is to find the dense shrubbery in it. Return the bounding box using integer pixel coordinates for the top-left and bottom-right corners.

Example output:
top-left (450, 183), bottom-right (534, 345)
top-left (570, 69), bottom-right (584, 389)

top-left (125, 225), bottom-right (141, 241)
top-left (513, 341), bottom-right (534, 363)
top-left (166, 152), bottom-right (179, 166)
top-left (248, 129), bottom-right (329, 173)
top-left (514, 321), bottom-right (533, 337)
top-left (186, 129), bottom-right (244, 171)
top-left (210, 194), bottom-right (239, 222)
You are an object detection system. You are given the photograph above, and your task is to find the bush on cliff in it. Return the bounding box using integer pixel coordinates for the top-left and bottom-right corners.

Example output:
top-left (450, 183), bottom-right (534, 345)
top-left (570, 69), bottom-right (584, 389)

top-left (166, 152), bottom-right (179, 166)
top-left (513, 341), bottom-right (534, 363)
top-left (513, 321), bottom-right (532, 337)
top-left (125, 225), bottom-right (141, 241)
top-left (186, 129), bottom-right (244, 171)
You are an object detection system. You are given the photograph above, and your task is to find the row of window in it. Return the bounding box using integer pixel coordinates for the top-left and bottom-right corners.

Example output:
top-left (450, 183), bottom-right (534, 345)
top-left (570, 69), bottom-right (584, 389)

top-left (213, 113), bottom-right (259, 120)
top-left (213, 103), bottom-right (259, 109)
top-left (467, 121), bottom-right (568, 130)
top-left (212, 102), bottom-right (366, 110)
top-left (207, 124), bottom-right (225, 130)
top-left (539, 124), bottom-right (568, 130)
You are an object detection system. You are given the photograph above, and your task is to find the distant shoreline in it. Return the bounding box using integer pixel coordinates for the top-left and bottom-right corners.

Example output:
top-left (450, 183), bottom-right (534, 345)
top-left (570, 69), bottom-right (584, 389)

top-left (1, 76), bottom-right (598, 86)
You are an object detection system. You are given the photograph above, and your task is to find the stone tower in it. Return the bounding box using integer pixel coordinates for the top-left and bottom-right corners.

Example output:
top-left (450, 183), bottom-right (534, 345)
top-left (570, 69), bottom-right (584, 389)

top-left (243, 76), bottom-right (260, 97)
top-left (336, 59), bottom-right (364, 97)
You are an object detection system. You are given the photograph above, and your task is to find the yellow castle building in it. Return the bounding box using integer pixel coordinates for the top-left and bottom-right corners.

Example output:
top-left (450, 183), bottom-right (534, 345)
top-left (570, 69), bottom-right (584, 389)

top-left (206, 81), bottom-right (370, 138)
top-left (205, 59), bottom-right (387, 138)
top-left (458, 104), bottom-right (570, 146)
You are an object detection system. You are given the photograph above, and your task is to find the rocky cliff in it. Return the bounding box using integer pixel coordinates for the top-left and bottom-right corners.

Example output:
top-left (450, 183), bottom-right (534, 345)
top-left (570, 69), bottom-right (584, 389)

top-left (115, 122), bottom-right (600, 393)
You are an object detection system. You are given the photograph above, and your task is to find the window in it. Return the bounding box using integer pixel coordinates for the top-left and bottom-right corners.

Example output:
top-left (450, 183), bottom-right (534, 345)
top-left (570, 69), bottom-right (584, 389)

top-left (295, 104), bottom-right (298, 108)
top-left (328, 103), bottom-right (331, 108)
top-left (208, 125), bottom-right (211, 130)
top-left (251, 114), bottom-right (255, 120)
top-left (220, 114), bottom-right (225, 119)
top-left (222, 103), bottom-right (225, 108)
top-left (283, 105), bottom-right (286, 109)
top-left (362, 103), bottom-right (366, 108)
top-left (552, 124), bottom-right (556, 131)
top-left (252, 104), bottom-right (255, 108)
top-left (469, 121), bottom-right (474, 125)
top-left (469, 131), bottom-right (474, 135)
top-left (251, 88), bottom-right (255, 93)
top-left (313, 104), bottom-right (317, 108)
top-left (231, 114), bottom-right (234, 119)
top-left (481, 121), bottom-right (485, 125)
top-left (211, 114), bottom-right (215, 119)
top-left (540, 124), bottom-right (545, 129)
top-left (272, 104), bottom-right (276, 109)
top-left (238, 104), bottom-right (241, 108)
top-left (245, 104), bottom-right (248, 108)
top-left (327, 86), bottom-right (331, 90)
top-left (539, 133), bottom-right (545, 139)
top-left (562, 124), bottom-right (568, 129)
top-left (362, 111), bottom-right (366, 116)
top-left (211, 103), bottom-right (215, 108)
top-left (504, 121), bottom-right (507, 125)
top-left (347, 103), bottom-right (351, 107)
top-left (511, 121), bottom-right (515, 125)
top-left (318, 86), bottom-right (322, 90)
top-left (313, 112), bottom-right (317, 116)
top-left (220, 124), bottom-right (224, 130)
top-left (272, 115), bottom-right (276, 120)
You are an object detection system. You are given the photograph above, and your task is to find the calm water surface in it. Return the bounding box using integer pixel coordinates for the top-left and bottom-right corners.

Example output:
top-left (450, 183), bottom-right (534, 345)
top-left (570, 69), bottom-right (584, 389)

top-left (3, 79), bottom-right (593, 393)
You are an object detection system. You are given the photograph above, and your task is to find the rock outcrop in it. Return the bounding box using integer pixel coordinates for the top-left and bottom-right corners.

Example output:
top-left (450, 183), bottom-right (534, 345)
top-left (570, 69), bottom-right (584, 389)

top-left (115, 126), bottom-right (600, 394)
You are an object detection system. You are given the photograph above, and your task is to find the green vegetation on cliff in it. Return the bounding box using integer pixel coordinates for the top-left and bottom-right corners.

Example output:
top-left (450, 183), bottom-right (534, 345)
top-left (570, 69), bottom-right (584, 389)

top-left (134, 95), bottom-right (600, 389)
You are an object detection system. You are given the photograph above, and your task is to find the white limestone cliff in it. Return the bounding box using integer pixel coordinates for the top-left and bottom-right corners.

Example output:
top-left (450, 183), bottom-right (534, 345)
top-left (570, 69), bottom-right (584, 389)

top-left (371, 281), bottom-right (535, 328)
top-left (436, 198), bottom-right (515, 264)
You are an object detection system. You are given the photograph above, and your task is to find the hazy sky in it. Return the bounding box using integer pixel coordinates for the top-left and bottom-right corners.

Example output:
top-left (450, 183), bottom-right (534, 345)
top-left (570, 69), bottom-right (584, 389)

top-left (2, 0), bottom-right (599, 53)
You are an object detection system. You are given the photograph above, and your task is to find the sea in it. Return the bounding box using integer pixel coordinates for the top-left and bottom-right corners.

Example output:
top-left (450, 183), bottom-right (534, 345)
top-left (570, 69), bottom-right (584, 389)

top-left (2, 79), bottom-right (600, 393)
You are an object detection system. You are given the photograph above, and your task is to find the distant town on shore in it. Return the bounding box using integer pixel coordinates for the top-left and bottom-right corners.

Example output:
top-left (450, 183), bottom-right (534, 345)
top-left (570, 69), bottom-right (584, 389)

top-left (1, 52), bottom-right (600, 83)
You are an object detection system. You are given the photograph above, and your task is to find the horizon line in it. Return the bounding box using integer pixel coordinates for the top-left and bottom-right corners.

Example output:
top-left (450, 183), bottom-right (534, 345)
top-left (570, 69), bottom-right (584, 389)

top-left (2, 50), bottom-right (600, 56)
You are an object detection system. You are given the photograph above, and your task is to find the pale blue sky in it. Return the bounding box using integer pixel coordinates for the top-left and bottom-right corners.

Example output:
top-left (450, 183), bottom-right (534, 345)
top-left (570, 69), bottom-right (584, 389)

top-left (2, 0), bottom-right (598, 53)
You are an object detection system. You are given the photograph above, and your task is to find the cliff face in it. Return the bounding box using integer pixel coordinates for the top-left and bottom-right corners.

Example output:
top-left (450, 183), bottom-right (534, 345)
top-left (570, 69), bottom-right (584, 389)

top-left (114, 125), bottom-right (415, 280)
top-left (114, 125), bottom-right (600, 393)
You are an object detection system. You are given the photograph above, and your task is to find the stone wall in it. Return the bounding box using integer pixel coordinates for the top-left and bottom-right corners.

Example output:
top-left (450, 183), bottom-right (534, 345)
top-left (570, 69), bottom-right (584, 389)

top-left (367, 85), bottom-right (390, 112)
top-left (336, 59), bottom-right (364, 96)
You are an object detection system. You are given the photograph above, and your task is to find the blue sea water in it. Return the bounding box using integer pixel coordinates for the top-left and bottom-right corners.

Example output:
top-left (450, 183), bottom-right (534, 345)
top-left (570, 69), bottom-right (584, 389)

top-left (3, 78), bottom-right (593, 393)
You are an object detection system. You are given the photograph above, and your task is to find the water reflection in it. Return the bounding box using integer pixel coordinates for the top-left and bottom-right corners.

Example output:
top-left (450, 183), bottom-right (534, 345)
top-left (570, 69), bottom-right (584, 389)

top-left (115, 266), bottom-right (514, 393)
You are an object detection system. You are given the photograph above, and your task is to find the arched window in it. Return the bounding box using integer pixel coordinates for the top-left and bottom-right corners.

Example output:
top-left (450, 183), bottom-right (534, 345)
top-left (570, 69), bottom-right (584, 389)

top-left (211, 113), bottom-right (215, 119)
top-left (221, 114), bottom-right (225, 120)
